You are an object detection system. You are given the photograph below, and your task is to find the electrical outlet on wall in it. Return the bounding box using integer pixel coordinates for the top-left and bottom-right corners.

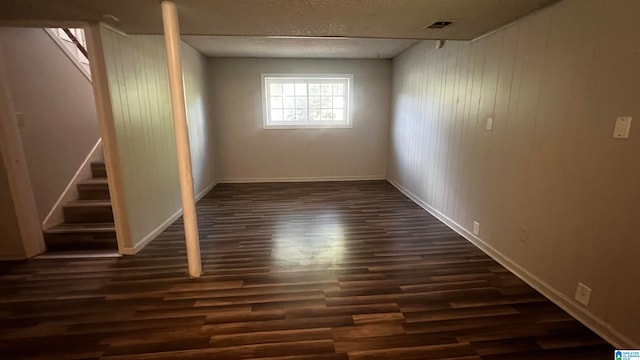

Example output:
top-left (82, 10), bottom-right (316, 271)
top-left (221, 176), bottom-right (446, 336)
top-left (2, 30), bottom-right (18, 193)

top-left (485, 117), bottom-right (494, 131)
top-left (574, 282), bottom-right (592, 306)
top-left (473, 221), bottom-right (480, 236)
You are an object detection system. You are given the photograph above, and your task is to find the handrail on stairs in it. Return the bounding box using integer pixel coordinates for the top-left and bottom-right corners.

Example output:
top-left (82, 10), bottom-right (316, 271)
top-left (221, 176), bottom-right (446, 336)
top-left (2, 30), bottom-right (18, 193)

top-left (62, 28), bottom-right (88, 59)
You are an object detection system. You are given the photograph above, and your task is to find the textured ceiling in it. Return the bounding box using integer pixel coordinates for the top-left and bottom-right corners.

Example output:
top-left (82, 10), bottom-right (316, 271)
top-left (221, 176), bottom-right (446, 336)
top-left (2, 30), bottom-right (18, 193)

top-left (0, 0), bottom-right (561, 40)
top-left (182, 36), bottom-right (419, 59)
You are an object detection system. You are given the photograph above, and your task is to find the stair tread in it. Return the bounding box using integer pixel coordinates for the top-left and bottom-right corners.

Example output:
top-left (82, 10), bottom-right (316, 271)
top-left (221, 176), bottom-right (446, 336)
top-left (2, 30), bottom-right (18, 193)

top-left (36, 250), bottom-right (121, 259)
top-left (45, 223), bottom-right (115, 233)
top-left (78, 178), bottom-right (108, 185)
top-left (64, 200), bottom-right (112, 207)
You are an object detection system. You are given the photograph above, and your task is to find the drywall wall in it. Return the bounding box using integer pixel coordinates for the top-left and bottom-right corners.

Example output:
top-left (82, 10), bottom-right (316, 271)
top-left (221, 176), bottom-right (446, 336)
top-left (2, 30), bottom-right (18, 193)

top-left (100, 27), bottom-right (215, 252)
top-left (0, 37), bottom-right (44, 259)
top-left (388, 0), bottom-right (640, 347)
top-left (182, 42), bottom-right (216, 192)
top-left (0, 27), bottom-right (99, 222)
top-left (209, 58), bottom-right (390, 181)
top-left (0, 153), bottom-right (25, 259)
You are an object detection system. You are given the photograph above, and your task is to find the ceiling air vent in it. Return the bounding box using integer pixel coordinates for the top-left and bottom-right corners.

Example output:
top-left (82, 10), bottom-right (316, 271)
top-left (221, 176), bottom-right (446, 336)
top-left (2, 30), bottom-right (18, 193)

top-left (426, 21), bottom-right (454, 29)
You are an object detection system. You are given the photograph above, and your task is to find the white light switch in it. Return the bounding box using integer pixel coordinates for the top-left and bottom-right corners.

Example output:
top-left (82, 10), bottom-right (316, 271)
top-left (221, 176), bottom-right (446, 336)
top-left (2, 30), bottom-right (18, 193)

top-left (613, 116), bottom-right (632, 138)
top-left (485, 117), bottom-right (493, 131)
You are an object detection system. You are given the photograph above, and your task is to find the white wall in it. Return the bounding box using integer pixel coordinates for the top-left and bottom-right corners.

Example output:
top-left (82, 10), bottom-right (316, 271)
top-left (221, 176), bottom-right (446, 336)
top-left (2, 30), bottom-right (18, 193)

top-left (183, 42), bottom-right (217, 192)
top-left (209, 58), bottom-right (391, 181)
top-left (388, 0), bottom-right (640, 347)
top-left (0, 27), bottom-right (100, 222)
top-left (100, 27), bottom-right (216, 252)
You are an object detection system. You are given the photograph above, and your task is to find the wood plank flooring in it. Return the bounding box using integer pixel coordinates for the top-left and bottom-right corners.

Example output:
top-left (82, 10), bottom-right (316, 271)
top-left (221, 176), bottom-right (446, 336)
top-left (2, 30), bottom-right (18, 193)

top-left (0, 181), bottom-right (613, 359)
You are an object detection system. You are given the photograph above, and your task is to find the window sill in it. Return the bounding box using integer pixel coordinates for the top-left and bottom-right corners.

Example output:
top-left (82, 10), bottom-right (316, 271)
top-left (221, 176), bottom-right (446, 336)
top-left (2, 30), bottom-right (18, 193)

top-left (263, 124), bottom-right (353, 130)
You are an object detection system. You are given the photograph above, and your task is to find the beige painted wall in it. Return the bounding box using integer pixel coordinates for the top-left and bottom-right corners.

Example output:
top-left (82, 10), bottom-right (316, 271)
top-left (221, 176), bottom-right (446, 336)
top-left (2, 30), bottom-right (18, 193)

top-left (0, 156), bottom-right (25, 259)
top-left (100, 27), bottom-right (216, 252)
top-left (209, 58), bottom-right (391, 181)
top-left (0, 37), bottom-right (44, 260)
top-left (388, 0), bottom-right (640, 347)
top-left (0, 27), bottom-right (100, 222)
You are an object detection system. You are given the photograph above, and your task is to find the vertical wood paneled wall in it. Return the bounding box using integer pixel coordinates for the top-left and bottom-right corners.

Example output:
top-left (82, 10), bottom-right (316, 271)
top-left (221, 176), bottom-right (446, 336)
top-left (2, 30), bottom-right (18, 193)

top-left (101, 27), bottom-right (216, 253)
top-left (388, 0), bottom-right (640, 347)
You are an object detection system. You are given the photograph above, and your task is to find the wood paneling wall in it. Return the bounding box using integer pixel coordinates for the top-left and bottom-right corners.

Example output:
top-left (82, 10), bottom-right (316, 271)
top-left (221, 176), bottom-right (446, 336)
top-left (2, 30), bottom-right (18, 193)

top-left (100, 27), bottom-right (216, 253)
top-left (388, 0), bottom-right (640, 347)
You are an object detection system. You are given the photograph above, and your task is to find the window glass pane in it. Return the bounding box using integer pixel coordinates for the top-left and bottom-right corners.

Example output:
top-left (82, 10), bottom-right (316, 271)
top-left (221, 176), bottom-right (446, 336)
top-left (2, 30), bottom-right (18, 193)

top-left (332, 109), bottom-right (344, 121)
top-left (283, 96), bottom-right (295, 109)
top-left (321, 109), bottom-right (333, 121)
top-left (321, 84), bottom-right (332, 96)
top-left (283, 83), bottom-right (295, 96)
top-left (263, 75), bottom-right (351, 127)
top-left (295, 97), bottom-right (307, 109)
top-left (309, 84), bottom-right (321, 96)
top-left (310, 109), bottom-right (321, 121)
top-left (296, 109), bottom-right (308, 121)
top-left (270, 96), bottom-right (283, 109)
top-left (271, 109), bottom-right (283, 121)
top-left (309, 96), bottom-right (321, 108)
top-left (294, 83), bottom-right (307, 96)
top-left (270, 83), bottom-right (282, 96)
top-left (284, 109), bottom-right (296, 121)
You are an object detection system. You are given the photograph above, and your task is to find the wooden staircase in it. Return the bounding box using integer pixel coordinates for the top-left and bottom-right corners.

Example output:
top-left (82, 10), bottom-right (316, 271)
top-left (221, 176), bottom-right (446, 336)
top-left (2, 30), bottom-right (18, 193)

top-left (43, 162), bottom-right (118, 251)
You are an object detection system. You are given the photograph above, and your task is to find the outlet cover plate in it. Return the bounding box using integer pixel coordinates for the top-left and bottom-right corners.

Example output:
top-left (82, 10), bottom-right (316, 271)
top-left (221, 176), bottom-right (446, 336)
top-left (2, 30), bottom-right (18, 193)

top-left (575, 282), bottom-right (592, 306)
top-left (485, 117), bottom-right (494, 131)
top-left (613, 116), bottom-right (632, 138)
top-left (473, 221), bottom-right (480, 236)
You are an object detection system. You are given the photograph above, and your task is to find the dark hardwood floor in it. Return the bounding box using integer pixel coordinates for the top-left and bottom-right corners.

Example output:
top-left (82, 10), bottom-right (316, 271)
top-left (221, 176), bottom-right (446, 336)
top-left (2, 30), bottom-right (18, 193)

top-left (0, 181), bottom-right (612, 359)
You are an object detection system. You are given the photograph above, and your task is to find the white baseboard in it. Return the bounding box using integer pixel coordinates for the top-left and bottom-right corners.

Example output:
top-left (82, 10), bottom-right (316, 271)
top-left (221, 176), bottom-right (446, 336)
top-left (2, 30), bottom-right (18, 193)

top-left (120, 181), bottom-right (218, 255)
top-left (387, 178), bottom-right (638, 349)
top-left (219, 175), bottom-right (385, 183)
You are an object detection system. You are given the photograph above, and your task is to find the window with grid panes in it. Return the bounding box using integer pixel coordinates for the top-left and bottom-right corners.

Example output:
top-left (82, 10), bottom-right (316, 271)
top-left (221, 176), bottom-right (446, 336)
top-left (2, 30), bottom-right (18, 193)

top-left (262, 74), bottom-right (353, 128)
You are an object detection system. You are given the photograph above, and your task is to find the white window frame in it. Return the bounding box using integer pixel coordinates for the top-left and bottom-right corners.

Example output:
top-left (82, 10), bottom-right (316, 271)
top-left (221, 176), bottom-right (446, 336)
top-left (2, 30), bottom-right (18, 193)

top-left (261, 73), bottom-right (354, 129)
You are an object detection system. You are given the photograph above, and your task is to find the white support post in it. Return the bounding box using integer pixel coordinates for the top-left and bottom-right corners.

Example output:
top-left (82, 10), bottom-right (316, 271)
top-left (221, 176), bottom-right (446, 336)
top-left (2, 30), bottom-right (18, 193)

top-left (161, 0), bottom-right (202, 278)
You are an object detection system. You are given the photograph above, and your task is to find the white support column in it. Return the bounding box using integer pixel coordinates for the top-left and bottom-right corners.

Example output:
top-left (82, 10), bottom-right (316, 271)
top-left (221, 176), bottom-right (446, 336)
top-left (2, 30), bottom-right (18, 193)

top-left (161, 0), bottom-right (202, 278)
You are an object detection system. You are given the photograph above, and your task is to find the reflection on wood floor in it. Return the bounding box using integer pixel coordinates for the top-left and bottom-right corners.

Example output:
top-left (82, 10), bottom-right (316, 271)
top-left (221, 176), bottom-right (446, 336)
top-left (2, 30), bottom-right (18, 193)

top-left (0, 181), bottom-right (612, 359)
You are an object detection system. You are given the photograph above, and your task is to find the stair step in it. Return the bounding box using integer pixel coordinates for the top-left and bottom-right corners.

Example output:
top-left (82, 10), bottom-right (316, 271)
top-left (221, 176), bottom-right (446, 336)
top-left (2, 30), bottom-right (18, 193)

top-left (78, 178), bottom-right (110, 200)
top-left (63, 200), bottom-right (113, 223)
top-left (36, 250), bottom-right (121, 259)
top-left (91, 162), bottom-right (107, 178)
top-left (45, 223), bottom-right (116, 233)
top-left (44, 223), bottom-right (117, 251)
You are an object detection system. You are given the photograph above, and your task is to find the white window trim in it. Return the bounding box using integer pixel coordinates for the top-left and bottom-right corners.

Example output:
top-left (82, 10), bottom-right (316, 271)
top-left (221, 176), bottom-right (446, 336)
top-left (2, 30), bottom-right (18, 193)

top-left (261, 73), bottom-right (354, 129)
